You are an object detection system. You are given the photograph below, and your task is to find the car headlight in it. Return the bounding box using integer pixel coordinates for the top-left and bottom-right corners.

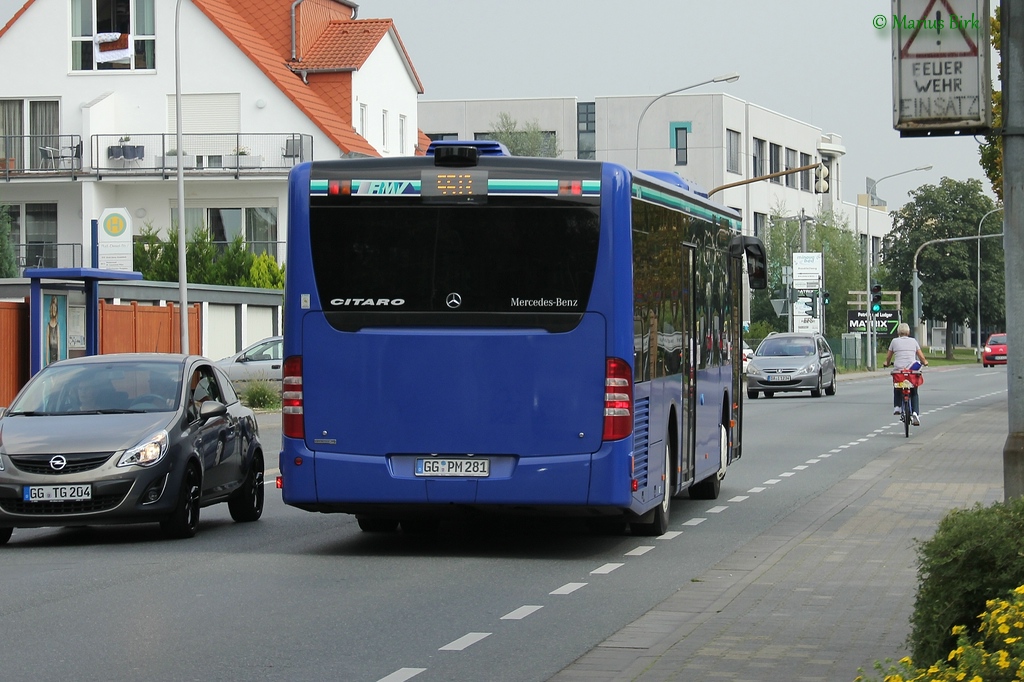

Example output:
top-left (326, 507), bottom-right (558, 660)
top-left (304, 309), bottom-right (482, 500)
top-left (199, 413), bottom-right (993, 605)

top-left (799, 362), bottom-right (817, 375)
top-left (985, 346), bottom-right (992, 353)
top-left (117, 430), bottom-right (168, 468)
top-left (747, 364), bottom-right (762, 376)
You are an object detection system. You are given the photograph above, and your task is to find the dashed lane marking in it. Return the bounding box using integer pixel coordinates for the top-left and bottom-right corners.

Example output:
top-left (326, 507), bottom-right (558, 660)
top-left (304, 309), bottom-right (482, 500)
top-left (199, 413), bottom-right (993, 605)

top-left (502, 605), bottom-right (543, 620)
top-left (550, 582), bottom-right (587, 595)
top-left (591, 563), bottom-right (624, 574)
top-left (440, 632), bottom-right (491, 651)
top-left (626, 546), bottom-right (655, 556)
top-left (376, 668), bottom-right (426, 682)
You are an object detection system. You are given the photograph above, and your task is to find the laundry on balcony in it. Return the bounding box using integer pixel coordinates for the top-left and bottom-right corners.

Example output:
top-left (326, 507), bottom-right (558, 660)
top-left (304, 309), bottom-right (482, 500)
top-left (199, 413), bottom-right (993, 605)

top-left (95, 33), bottom-right (131, 63)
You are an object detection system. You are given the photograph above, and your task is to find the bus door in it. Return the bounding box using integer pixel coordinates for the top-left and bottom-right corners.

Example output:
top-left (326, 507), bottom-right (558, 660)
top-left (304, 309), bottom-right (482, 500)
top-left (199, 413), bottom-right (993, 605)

top-left (681, 244), bottom-right (696, 486)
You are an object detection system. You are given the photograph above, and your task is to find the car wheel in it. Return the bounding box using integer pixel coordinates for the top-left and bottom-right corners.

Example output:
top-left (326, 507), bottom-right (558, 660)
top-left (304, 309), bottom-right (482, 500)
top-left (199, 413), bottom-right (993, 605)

top-left (810, 373), bottom-right (823, 398)
top-left (161, 464), bottom-right (202, 539)
top-left (357, 517), bottom-right (399, 532)
top-left (764, 390), bottom-right (775, 398)
top-left (0, 527), bottom-right (12, 545)
top-left (631, 439), bottom-right (672, 536)
top-left (825, 371), bottom-right (837, 396)
top-left (228, 452), bottom-right (264, 523)
top-left (747, 389), bottom-right (757, 400)
top-left (984, 363), bottom-right (990, 368)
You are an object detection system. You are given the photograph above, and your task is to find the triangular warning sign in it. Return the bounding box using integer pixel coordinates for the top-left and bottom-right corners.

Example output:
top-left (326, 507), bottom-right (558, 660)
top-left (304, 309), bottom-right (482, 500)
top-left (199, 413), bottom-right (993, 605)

top-left (900, 0), bottom-right (980, 59)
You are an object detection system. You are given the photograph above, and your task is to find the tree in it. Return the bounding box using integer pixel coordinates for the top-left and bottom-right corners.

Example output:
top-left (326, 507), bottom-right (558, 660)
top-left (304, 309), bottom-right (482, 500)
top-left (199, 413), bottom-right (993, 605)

top-left (979, 4), bottom-right (1002, 199)
top-left (488, 112), bottom-right (560, 157)
top-left (882, 177), bottom-right (1001, 358)
top-left (248, 252), bottom-right (284, 289)
top-left (0, 205), bottom-right (18, 278)
top-left (132, 224), bottom-right (280, 288)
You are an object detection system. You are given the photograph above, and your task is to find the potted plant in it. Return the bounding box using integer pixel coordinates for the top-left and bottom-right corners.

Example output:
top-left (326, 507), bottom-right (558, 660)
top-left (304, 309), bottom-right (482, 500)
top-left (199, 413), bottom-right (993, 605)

top-left (225, 145), bottom-right (262, 169)
top-left (157, 149), bottom-right (196, 169)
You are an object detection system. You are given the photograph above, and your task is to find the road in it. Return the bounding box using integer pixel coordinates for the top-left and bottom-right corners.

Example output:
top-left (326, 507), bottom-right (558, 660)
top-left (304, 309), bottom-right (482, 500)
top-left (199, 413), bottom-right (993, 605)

top-left (1, 365), bottom-right (1007, 682)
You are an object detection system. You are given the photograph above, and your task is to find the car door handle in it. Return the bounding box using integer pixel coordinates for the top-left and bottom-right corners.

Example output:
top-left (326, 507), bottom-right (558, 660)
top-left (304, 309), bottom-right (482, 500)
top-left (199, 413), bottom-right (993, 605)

top-left (271, 364), bottom-right (280, 369)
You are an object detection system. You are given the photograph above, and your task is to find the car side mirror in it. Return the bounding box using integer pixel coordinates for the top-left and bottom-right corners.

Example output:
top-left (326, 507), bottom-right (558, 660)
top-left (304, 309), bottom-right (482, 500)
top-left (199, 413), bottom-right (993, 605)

top-left (198, 400), bottom-right (227, 420)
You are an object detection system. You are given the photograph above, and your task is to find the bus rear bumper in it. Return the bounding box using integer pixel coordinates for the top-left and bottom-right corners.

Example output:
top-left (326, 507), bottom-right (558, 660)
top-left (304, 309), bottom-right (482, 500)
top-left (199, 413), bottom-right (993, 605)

top-left (279, 438), bottom-right (635, 512)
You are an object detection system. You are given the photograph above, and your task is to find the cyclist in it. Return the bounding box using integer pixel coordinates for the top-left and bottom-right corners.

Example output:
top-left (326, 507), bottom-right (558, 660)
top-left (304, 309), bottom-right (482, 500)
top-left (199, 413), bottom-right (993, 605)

top-left (882, 322), bottom-right (928, 425)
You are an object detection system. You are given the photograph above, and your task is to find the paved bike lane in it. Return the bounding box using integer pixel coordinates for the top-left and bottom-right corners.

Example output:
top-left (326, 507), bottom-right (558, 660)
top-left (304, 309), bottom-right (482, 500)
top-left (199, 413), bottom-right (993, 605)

top-left (548, 397), bottom-right (1005, 682)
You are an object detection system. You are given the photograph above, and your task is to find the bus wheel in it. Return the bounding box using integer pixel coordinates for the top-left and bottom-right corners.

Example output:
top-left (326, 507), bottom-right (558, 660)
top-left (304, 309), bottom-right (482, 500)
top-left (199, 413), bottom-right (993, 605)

top-left (631, 441), bottom-right (671, 536)
top-left (357, 517), bottom-right (399, 533)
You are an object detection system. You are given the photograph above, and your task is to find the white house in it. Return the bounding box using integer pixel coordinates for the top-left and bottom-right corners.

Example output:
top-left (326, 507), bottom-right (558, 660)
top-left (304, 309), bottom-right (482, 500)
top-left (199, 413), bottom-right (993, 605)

top-left (0, 0), bottom-right (426, 271)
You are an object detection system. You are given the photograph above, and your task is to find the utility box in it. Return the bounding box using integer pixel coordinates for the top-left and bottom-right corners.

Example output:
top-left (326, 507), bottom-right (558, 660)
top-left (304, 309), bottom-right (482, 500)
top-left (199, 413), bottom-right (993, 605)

top-left (842, 333), bottom-right (862, 370)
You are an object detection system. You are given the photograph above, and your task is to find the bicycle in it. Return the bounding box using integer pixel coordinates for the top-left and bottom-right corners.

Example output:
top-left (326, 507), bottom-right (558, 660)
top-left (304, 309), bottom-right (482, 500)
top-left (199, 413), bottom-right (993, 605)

top-left (889, 368), bottom-right (924, 437)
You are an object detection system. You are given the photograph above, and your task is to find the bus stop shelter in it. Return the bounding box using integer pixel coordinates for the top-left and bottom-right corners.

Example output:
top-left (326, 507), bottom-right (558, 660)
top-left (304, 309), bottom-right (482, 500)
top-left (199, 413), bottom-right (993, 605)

top-left (25, 267), bottom-right (143, 376)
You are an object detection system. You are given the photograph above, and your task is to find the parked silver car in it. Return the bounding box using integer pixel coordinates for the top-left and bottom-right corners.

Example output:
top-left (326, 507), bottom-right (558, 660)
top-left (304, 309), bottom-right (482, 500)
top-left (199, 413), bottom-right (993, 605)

top-left (0, 354), bottom-right (264, 544)
top-left (746, 332), bottom-right (837, 399)
top-left (216, 336), bottom-right (283, 384)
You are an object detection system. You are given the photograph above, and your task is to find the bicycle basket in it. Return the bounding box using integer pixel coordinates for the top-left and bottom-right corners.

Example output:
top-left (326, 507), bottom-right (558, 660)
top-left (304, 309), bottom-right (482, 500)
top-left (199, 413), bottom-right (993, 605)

top-left (891, 369), bottom-right (924, 388)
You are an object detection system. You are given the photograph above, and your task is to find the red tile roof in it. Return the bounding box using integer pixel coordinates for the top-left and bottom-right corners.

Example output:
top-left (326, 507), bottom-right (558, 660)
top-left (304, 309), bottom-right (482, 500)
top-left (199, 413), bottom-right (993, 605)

top-left (193, 0), bottom-right (424, 156)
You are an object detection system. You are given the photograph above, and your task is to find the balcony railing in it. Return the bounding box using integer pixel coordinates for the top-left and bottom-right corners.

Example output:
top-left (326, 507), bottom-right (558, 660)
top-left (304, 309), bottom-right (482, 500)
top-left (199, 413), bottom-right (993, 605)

top-left (0, 133), bottom-right (312, 181)
top-left (12, 242), bottom-right (84, 272)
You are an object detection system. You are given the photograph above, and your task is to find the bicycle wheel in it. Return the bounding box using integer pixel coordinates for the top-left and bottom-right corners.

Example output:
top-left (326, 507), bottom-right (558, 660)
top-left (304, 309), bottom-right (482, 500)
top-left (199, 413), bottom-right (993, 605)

top-left (902, 393), bottom-right (911, 437)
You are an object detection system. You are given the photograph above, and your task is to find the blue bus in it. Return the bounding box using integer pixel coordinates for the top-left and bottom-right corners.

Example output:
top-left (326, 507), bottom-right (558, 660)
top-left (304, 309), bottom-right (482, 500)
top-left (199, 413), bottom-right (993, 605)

top-left (279, 141), bottom-right (767, 535)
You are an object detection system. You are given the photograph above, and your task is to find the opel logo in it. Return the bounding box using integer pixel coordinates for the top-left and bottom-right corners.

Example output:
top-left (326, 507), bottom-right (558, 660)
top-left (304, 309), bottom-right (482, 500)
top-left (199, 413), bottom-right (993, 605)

top-left (49, 455), bottom-right (67, 471)
top-left (446, 292), bottom-right (462, 309)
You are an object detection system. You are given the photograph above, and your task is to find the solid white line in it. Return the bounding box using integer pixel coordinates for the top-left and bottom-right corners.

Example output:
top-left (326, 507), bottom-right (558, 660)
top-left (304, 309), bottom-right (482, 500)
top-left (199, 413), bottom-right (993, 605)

top-left (591, 563), bottom-right (624, 574)
top-left (748, 486), bottom-right (767, 492)
top-left (502, 605), bottom-right (543, 620)
top-left (706, 505), bottom-right (728, 513)
top-left (440, 632), bottom-right (491, 651)
top-left (657, 530), bottom-right (683, 539)
top-left (682, 517), bottom-right (706, 526)
top-left (728, 495), bottom-right (749, 502)
top-left (626, 546), bottom-right (655, 556)
top-left (550, 582), bottom-right (587, 595)
top-left (377, 669), bottom-right (427, 682)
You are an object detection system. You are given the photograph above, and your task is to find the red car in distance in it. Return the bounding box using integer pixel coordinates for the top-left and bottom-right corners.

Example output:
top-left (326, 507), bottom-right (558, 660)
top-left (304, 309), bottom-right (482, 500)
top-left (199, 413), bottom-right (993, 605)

top-left (983, 333), bottom-right (1007, 367)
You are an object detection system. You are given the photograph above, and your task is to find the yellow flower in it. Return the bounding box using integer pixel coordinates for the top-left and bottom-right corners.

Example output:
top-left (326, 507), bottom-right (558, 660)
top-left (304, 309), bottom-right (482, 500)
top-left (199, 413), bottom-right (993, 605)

top-left (1002, 624), bottom-right (1012, 634)
top-left (952, 626), bottom-right (967, 635)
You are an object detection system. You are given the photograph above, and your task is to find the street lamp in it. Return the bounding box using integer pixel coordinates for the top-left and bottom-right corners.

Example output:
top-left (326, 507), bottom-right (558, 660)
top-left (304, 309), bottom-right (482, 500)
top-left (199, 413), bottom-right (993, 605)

top-left (864, 165), bottom-right (932, 370)
top-left (175, 0), bottom-right (189, 353)
top-left (634, 72), bottom-right (740, 169)
top-left (977, 207), bottom-right (1004, 359)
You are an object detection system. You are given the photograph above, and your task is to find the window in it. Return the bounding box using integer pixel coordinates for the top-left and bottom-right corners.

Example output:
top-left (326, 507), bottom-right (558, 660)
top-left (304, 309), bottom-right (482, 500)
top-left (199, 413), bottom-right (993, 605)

top-left (753, 212), bottom-right (766, 238)
top-left (427, 133), bottom-right (458, 141)
top-left (381, 110), bottom-right (389, 152)
top-left (577, 102), bottom-right (595, 160)
top-left (769, 143), bottom-right (782, 183)
top-left (726, 129), bottom-right (740, 174)
top-left (171, 205), bottom-right (279, 259)
top-left (1, 99), bottom-right (61, 171)
top-left (71, 0), bottom-right (156, 71)
top-left (399, 115), bottom-right (407, 155)
top-left (671, 122), bottom-right (691, 166)
top-left (800, 152), bottom-right (812, 191)
top-left (752, 138), bottom-right (766, 177)
top-left (785, 148), bottom-right (798, 188)
top-left (358, 104), bottom-right (367, 136)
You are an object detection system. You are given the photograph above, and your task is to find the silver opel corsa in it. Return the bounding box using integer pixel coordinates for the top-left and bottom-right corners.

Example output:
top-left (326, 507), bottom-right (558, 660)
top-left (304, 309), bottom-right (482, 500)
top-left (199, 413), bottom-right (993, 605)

top-left (0, 353), bottom-right (264, 545)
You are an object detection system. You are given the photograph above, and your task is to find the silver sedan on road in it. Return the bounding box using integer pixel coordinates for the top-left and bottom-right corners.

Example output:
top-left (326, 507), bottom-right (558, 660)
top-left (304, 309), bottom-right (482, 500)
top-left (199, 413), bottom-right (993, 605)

top-left (0, 353), bottom-right (264, 545)
top-left (216, 336), bottom-right (283, 385)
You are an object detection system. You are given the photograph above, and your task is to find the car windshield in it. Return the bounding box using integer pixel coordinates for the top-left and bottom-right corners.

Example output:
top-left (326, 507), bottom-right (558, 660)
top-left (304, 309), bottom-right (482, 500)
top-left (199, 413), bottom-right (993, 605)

top-left (7, 361), bottom-right (183, 415)
top-left (989, 334), bottom-right (1007, 345)
top-left (756, 338), bottom-right (816, 357)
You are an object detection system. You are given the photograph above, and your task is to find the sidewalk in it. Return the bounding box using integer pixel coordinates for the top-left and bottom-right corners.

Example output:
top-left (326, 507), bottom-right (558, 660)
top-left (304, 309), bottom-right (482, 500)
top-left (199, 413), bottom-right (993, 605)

top-left (549, 400), bottom-right (1005, 682)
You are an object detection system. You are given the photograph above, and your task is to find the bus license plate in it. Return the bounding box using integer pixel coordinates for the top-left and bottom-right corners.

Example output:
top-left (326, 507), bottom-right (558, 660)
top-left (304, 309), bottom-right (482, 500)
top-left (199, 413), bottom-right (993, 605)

top-left (768, 375), bottom-right (791, 382)
top-left (24, 484), bottom-right (92, 502)
top-left (415, 458), bottom-right (489, 477)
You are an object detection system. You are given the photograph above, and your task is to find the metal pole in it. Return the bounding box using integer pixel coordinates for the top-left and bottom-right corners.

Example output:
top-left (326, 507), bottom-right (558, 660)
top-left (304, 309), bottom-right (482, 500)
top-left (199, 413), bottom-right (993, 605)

top-left (175, 0), bottom-right (189, 354)
top-left (977, 207), bottom-right (1004, 359)
top-left (634, 72), bottom-right (739, 169)
top-left (1003, 0), bottom-right (1024, 500)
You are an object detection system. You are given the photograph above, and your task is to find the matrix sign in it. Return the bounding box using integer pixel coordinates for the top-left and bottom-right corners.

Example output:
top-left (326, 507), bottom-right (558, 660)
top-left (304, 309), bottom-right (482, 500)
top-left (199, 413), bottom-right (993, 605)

top-left (891, 0), bottom-right (991, 136)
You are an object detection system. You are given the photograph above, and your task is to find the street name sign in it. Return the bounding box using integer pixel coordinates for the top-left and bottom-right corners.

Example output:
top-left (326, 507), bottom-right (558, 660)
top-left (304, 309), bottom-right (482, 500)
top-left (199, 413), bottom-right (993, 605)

top-left (891, 0), bottom-right (991, 136)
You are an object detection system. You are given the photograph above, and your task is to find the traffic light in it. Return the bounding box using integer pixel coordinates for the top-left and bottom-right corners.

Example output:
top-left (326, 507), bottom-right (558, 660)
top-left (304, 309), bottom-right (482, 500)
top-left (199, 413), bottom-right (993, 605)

top-left (814, 163), bottom-right (829, 193)
top-left (822, 290), bottom-right (831, 306)
top-left (808, 291), bottom-right (818, 318)
top-left (870, 283), bottom-right (883, 313)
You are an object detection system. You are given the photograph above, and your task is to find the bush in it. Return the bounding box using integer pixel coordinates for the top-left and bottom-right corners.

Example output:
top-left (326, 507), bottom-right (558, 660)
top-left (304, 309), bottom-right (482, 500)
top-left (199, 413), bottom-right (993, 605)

top-left (909, 495), bottom-right (1024, 666)
top-left (240, 379), bottom-right (280, 410)
top-left (858, 586), bottom-right (1024, 681)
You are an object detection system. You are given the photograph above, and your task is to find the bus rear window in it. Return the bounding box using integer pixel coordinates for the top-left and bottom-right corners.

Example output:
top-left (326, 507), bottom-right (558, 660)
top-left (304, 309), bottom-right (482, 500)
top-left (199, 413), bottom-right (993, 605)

top-left (309, 199), bottom-right (600, 328)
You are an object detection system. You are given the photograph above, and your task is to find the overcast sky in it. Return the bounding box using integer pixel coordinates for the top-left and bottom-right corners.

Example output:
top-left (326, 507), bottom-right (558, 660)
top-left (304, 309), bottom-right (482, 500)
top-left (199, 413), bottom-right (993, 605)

top-left (0, 0), bottom-right (995, 210)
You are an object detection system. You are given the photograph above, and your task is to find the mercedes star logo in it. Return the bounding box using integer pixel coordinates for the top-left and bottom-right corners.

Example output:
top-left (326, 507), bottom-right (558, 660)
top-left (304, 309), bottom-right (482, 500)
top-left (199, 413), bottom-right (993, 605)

top-left (446, 292), bottom-right (462, 309)
top-left (49, 455), bottom-right (67, 471)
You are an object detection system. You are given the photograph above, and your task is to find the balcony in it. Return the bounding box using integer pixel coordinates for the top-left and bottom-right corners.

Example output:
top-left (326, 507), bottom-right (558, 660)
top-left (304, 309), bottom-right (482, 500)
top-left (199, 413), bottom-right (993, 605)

top-left (11, 242), bottom-right (84, 272)
top-left (1, 133), bottom-right (313, 181)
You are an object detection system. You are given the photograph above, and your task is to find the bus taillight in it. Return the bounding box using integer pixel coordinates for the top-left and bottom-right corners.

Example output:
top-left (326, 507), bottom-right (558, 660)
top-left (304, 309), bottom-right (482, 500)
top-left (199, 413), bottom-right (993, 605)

top-left (282, 355), bottom-right (304, 439)
top-left (603, 357), bottom-right (633, 441)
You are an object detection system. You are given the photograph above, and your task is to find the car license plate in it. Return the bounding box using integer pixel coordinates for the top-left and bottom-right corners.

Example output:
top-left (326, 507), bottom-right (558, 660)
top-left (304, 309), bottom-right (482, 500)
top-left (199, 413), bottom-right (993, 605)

top-left (995, 355), bottom-right (1006, 360)
top-left (23, 484), bottom-right (92, 502)
top-left (768, 375), bottom-right (791, 382)
top-left (415, 458), bottom-right (489, 477)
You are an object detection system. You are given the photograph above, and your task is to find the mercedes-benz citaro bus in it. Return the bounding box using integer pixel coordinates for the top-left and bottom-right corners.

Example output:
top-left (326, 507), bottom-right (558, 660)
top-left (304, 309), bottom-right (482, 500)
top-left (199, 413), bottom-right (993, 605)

top-left (279, 140), bottom-right (767, 536)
